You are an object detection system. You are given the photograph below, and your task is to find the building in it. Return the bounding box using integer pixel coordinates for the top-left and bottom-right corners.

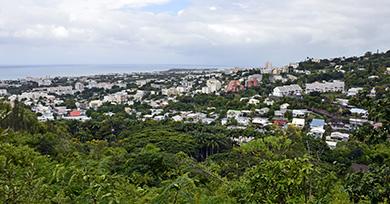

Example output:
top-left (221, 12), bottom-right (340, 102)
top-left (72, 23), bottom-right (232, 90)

top-left (292, 118), bottom-right (305, 129)
top-left (74, 82), bottom-right (85, 91)
top-left (69, 110), bottom-right (81, 117)
top-left (309, 127), bottom-right (326, 139)
top-left (327, 132), bottom-right (349, 142)
top-left (206, 78), bottom-right (222, 93)
top-left (272, 84), bottom-right (302, 97)
top-left (305, 81), bottom-right (345, 94)
top-left (252, 118), bottom-right (269, 127)
top-left (89, 100), bottom-right (103, 110)
top-left (292, 109), bottom-right (307, 118)
top-left (226, 80), bottom-right (244, 93)
top-left (310, 119), bottom-right (325, 129)
top-left (350, 108), bottom-right (369, 118)
top-left (0, 89), bottom-right (7, 96)
top-left (347, 87), bottom-right (364, 97)
top-left (246, 74), bottom-right (262, 88)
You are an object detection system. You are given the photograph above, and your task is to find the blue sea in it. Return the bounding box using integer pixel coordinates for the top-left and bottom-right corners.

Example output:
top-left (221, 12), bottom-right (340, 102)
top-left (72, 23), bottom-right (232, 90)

top-left (0, 64), bottom-right (229, 80)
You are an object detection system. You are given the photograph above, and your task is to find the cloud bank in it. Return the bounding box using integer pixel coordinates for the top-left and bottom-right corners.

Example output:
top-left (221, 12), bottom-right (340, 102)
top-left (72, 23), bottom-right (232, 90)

top-left (0, 0), bottom-right (389, 65)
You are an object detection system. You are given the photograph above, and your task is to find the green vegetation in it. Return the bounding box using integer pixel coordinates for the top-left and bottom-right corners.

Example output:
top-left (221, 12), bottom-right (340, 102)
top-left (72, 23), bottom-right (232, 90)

top-left (0, 101), bottom-right (389, 203)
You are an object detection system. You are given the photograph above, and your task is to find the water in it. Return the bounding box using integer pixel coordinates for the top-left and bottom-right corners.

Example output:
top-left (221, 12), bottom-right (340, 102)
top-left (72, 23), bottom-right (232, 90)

top-left (0, 64), bottom-right (229, 80)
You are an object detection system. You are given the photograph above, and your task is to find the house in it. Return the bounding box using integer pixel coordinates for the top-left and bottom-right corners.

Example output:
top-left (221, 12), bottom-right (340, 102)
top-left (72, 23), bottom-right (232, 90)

top-left (350, 108), bottom-right (368, 118)
top-left (310, 119), bottom-right (325, 129)
top-left (347, 87), bottom-right (364, 97)
top-left (270, 75), bottom-right (287, 83)
top-left (248, 98), bottom-right (260, 105)
top-left (227, 110), bottom-right (242, 118)
top-left (69, 110), bottom-right (81, 117)
top-left (292, 118), bottom-right (305, 129)
top-left (327, 132), bottom-right (349, 142)
top-left (326, 141), bottom-right (338, 149)
top-left (349, 118), bottom-right (369, 129)
top-left (38, 112), bottom-right (55, 121)
top-left (232, 136), bottom-right (255, 145)
top-left (236, 117), bottom-right (250, 126)
top-left (280, 103), bottom-right (290, 110)
top-left (89, 100), bottom-right (103, 110)
top-left (201, 118), bottom-right (216, 125)
top-left (62, 111), bottom-right (90, 121)
top-left (206, 78), bottom-right (222, 92)
top-left (309, 127), bottom-right (325, 139)
top-left (263, 98), bottom-right (274, 106)
top-left (305, 81), bottom-right (345, 94)
top-left (273, 118), bottom-right (288, 127)
top-left (272, 84), bottom-right (302, 97)
top-left (172, 115), bottom-right (183, 122)
top-left (153, 115), bottom-right (166, 121)
top-left (292, 109), bottom-right (307, 118)
top-left (252, 118), bottom-right (270, 127)
top-left (274, 110), bottom-right (286, 117)
top-left (255, 107), bottom-right (270, 116)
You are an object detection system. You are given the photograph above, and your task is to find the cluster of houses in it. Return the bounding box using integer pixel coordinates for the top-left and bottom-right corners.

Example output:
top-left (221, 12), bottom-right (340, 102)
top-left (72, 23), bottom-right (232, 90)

top-left (0, 62), bottom-right (383, 150)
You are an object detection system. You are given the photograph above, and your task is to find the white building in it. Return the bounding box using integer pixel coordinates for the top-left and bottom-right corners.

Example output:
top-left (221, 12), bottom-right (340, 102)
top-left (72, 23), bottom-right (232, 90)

top-left (0, 89), bottom-right (7, 96)
top-left (272, 84), bottom-right (302, 97)
top-left (292, 118), bottom-right (305, 129)
top-left (252, 118), bottom-right (269, 127)
top-left (74, 82), bottom-right (85, 91)
top-left (248, 98), bottom-right (260, 105)
top-left (347, 87), bottom-right (364, 97)
top-left (206, 78), bottom-right (222, 93)
top-left (327, 132), bottom-right (349, 142)
top-left (309, 127), bottom-right (326, 139)
top-left (292, 109), bottom-right (307, 118)
top-left (89, 100), bottom-right (103, 110)
top-left (305, 81), bottom-right (345, 94)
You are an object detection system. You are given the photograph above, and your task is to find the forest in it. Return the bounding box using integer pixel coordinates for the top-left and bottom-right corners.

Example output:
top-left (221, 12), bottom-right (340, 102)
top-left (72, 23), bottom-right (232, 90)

top-left (0, 100), bottom-right (389, 203)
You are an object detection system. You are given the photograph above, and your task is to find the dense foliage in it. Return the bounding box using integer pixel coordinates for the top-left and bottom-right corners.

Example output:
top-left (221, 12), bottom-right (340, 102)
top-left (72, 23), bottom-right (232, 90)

top-left (0, 100), bottom-right (389, 203)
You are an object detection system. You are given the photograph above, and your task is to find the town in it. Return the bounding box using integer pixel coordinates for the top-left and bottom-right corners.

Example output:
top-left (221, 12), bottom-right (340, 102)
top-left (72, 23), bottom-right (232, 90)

top-left (1, 51), bottom-right (388, 150)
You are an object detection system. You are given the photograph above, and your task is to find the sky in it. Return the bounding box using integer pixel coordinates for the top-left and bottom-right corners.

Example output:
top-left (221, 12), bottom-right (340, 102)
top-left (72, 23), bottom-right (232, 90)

top-left (0, 0), bottom-right (390, 66)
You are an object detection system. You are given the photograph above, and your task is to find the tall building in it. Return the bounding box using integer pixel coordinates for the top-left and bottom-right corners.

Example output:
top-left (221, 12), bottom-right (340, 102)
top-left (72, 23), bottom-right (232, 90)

top-left (226, 80), bottom-right (244, 93)
top-left (206, 78), bottom-right (222, 92)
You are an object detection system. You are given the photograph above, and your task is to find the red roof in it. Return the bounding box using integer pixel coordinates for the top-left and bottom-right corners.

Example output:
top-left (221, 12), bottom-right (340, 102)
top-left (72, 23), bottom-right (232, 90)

top-left (273, 119), bottom-right (288, 126)
top-left (69, 110), bottom-right (81, 117)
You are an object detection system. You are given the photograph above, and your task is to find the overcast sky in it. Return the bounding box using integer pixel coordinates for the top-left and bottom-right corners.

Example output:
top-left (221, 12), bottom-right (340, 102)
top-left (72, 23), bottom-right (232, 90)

top-left (0, 0), bottom-right (389, 66)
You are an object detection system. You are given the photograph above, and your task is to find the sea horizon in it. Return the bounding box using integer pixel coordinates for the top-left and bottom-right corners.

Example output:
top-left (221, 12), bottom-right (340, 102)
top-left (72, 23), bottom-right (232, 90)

top-left (0, 64), bottom-right (234, 80)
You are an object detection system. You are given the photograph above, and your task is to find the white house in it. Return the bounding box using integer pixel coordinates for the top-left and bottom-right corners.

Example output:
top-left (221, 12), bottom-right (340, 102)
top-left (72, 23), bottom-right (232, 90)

top-left (327, 132), bottom-right (349, 142)
top-left (248, 98), bottom-right (260, 105)
top-left (309, 127), bottom-right (326, 139)
top-left (347, 87), bottom-right (364, 97)
top-left (89, 100), bottom-right (103, 110)
top-left (350, 108), bottom-right (369, 118)
top-left (292, 118), bottom-right (305, 129)
top-left (272, 84), bottom-right (302, 97)
top-left (252, 117), bottom-right (270, 127)
top-left (292, 109), bottom-right (307, 118)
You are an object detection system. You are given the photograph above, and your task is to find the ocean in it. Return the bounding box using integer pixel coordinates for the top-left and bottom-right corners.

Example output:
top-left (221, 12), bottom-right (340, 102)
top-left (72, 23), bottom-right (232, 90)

top-left (0, 64), bottom-right (229, 80)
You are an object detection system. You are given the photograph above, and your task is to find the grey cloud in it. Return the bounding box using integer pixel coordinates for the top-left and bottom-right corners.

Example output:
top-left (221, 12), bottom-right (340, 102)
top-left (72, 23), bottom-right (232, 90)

top-left (0, 0), bottom-right (389, 65)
